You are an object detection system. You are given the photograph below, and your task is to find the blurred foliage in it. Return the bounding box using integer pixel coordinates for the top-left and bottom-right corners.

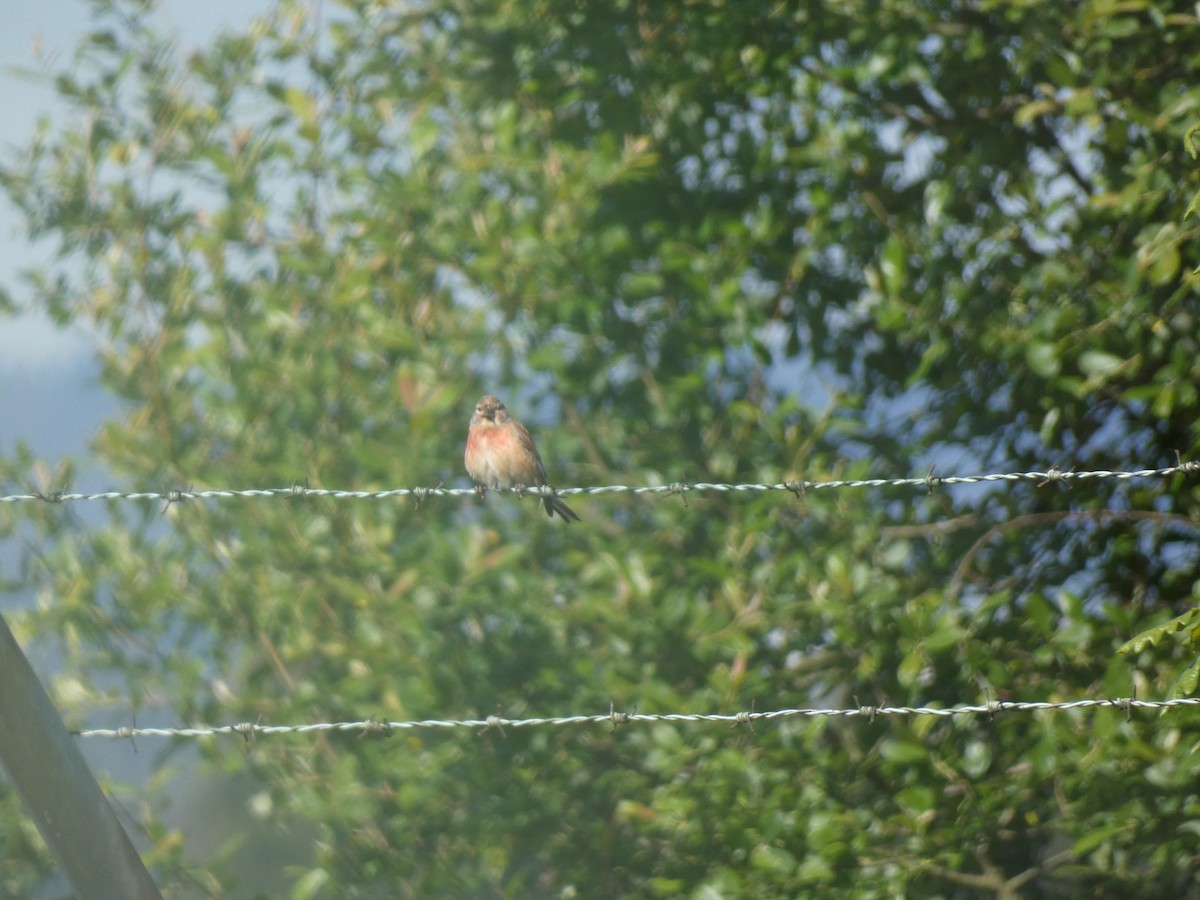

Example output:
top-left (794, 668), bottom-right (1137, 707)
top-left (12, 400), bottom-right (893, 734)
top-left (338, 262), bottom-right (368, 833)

top-left (1, 0), bottom-right (1200, 895)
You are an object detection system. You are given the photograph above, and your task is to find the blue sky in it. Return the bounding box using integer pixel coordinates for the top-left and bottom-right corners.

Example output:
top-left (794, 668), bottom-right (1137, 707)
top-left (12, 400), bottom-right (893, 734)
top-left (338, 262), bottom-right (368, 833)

top-left (0, 1), bottom-right (270, 460)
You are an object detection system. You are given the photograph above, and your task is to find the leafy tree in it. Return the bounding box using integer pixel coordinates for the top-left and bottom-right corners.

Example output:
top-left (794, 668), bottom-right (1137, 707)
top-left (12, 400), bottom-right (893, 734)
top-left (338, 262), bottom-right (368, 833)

top-left (2, 0), bottom-right (1199, 896)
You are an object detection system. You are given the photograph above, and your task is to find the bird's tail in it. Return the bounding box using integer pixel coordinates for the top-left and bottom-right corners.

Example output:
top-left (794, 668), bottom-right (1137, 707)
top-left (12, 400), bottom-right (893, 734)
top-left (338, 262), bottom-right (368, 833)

top-left (543, 490), bottom-right (580, 523)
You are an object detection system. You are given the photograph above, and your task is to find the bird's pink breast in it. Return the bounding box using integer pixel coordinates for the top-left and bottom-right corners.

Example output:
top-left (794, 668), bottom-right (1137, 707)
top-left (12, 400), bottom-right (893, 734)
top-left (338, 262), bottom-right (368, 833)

top-left (467, 423), bottom-right (537, 487)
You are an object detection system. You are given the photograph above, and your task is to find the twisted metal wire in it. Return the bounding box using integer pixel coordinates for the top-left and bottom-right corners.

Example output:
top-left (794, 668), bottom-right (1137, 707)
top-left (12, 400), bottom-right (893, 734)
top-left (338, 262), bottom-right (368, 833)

top-left (6, 460), bottom-right (1198, 507)
top-left (72, 697), bottom-right (1200, 741)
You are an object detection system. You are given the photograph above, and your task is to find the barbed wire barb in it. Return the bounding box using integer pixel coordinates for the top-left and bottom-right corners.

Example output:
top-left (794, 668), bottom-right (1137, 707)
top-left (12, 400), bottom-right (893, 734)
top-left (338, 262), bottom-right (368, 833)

top-left (3, 461), bottom-right (1196, 507)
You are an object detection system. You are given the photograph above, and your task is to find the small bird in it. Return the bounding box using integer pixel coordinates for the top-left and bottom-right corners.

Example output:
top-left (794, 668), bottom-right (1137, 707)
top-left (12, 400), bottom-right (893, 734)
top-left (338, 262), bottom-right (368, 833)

top-left (465, 394), bottom-right (580, 522)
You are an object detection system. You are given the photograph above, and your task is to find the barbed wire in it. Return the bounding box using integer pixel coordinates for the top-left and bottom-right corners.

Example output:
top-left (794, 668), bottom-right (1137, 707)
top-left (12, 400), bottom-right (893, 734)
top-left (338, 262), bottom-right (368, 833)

top-left (6, 460), bottom-right (1199, 508)
top-left (72, 696), bottom-right (1200, 742)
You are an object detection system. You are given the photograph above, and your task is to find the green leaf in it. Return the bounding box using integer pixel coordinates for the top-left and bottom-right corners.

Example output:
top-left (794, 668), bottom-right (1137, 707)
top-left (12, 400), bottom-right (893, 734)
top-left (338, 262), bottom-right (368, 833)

top-left (1185, 122), bottom-right (1200, 159)
top-left (290, 868), bottom-right (330, 900)
top-left (1170, 657), bottom-right (1200, 698)
top-left (1118, 607), bottom-right (1200, 655)
top-left (1078, 350), bottom-right (1124, 379)
top-left (880, 235), bottom-right (907, 295)
top-left (895, 785), bottom-right (938, 814)
top-left (1071, 822), bottom-right (1132, 857)
top-left (750, 844), bottom-right (797, 875)
top-left (1026, 341), bottom-right (1060, 378)
top-left (1014, 98), bottom-right (1057, 127)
